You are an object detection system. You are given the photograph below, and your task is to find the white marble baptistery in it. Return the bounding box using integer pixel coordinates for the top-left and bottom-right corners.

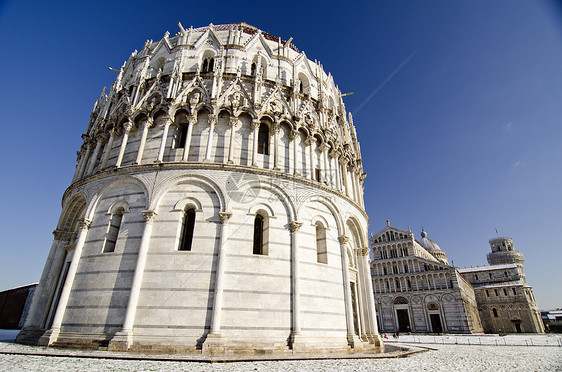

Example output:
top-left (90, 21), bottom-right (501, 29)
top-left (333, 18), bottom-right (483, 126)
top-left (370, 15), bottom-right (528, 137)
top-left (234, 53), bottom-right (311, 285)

top-left (16, 23), bottom-right (382, 355)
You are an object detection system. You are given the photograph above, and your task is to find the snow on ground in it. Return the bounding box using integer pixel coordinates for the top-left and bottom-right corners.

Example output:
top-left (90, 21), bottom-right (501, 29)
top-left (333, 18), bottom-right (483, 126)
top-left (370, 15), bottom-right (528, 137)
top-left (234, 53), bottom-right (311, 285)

top-left (0, 330), bottom-right (561, 371)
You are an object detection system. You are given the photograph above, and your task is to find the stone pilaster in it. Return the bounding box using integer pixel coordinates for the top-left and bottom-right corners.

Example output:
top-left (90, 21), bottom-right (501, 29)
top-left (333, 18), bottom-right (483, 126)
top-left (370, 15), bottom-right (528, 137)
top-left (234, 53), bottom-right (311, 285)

top-left (109, 210), bottom-right (156, 350)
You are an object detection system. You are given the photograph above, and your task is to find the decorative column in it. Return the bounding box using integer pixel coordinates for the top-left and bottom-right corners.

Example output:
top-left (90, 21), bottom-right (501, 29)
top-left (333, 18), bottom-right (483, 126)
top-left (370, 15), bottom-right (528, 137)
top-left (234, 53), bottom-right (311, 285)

top-left (115, 121), bottom-right (133, 168)
top-left (227, 117), bottom-right (237, 164)
top-left (72, 149), bottom-right (86, 183)
top-left (332, 151), bottom-right (341, 190)
top-left (338, 235), bottom-right (359, 347)
top-left (156, 116), bottom-right (172, 163)
top-left (182, 116), bottom-right (196, 161)
top-left (109, 210), bottom-right (157, 350)
top-left (289, 221), bottom-right (304, 349)
top-left (341, 160), bottom-right (349, 196)
top-left (203, 115), bottom-right (216, 162)
top-left (251, 119), bottom-right (260, 166)
top-left (38, 219), bottom-right (92, 346)
top-left (290, 130), bottom-right (299, 175)
top-left (85, 134), bottom-right (106, 176)
top-left (77, 140), bottom-right (92, 179)
top-left (134, 118), bottom-right (151, 165)
top-left (204, 211), bottom-right (232, 348)
top-left (100, 129), bottom-right (115, 170)
top-left (19, 230), bottom-right (71, 333)
top-left (319, 143), bottom-right (329, 184)
top-left (305, 136), bottom-right (314, 180)
top-left (272, 123), bottom-right (280, 170)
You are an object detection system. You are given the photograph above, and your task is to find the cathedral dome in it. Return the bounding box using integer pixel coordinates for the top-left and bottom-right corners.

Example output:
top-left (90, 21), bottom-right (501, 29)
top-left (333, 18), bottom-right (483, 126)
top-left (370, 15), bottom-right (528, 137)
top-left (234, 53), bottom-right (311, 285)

top-left (16, 23), bottom-right (381, 355)
top-left (420, 229), bottom-right (448, 264)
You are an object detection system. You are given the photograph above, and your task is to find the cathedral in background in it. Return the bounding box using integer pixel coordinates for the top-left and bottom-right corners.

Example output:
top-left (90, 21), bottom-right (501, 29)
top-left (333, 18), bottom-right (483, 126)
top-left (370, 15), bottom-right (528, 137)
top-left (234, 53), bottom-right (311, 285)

top-left (370, 222), bottom-right (544, 334)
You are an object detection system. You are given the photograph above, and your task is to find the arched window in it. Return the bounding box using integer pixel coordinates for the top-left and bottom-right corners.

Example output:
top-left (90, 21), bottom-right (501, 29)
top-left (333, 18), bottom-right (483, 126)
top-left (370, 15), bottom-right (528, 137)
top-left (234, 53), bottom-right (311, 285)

top-left (257, 123), bottom-right (269, 155)
top-left (177, 125), bottom-right (188, 149)
top-left (492, 308), bottom-right (498, 317)
top-left (251, 62), bottom-right (256, 76)
top-left (178, 208), bottom-right (196, 251)
top-left (103, 207), bottom-right (124, 253)
top-left (253, 213), bottom-right (268, 255)
top-left (315, 221), bottom-right (328, 264)
top-left (201, 57), bottom-right (214, 73)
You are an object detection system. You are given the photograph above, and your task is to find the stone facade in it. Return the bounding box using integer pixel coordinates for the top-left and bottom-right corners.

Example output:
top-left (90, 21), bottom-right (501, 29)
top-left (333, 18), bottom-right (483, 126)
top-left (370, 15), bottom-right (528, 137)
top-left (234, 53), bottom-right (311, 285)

top-left (458, 238), bottom-right (544, 334)
top-left (370, 223), bottom-right (483, 334)
top-left (16, 23), bottom-right (382, 355)
top-left (371, 223), bottom-right (543, 335)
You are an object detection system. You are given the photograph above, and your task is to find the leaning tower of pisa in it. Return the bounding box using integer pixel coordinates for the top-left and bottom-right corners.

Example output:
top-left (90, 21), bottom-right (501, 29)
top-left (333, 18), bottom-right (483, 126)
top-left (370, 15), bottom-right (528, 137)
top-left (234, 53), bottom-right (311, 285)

top-left (16, 23), bottom-right (381, 354)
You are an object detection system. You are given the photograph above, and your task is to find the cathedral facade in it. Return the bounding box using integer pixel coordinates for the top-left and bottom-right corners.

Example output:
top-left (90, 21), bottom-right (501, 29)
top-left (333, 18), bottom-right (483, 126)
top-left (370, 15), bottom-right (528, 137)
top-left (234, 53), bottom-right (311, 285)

top-left (16, 23), bottom-right (381, 354)
top-left (370, 223), bottom-right (483, 334)
top-left (370, 223), bottom-right (543, 335)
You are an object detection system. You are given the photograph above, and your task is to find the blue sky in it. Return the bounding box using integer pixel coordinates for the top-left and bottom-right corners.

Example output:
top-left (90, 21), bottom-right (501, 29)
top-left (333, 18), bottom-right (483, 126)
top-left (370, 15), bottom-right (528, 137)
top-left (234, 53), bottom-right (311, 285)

top-left (0, 0), bottom-right (560, 310)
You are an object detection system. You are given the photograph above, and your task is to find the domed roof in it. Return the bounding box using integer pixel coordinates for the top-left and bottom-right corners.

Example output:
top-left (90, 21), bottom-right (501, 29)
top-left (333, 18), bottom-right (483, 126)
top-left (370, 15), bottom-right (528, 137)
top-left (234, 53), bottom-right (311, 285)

top-left (420, 229), bottom-right (444, 253)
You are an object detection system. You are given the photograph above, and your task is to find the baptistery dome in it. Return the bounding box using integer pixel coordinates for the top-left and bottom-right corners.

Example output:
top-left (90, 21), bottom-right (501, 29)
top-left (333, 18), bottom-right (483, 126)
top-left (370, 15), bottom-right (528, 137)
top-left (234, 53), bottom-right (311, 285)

top-left (17, 23), bottom-right (381, 354)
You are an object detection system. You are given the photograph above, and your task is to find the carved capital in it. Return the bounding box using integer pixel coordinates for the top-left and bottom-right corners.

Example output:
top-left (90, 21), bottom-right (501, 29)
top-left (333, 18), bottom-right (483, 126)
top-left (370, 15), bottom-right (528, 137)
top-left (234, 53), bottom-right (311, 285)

top-left (338, 235), bottom-right (350, 245)
top-left (219, 211), bottom-right (232, 224)
top-left (289, 130), bottom-right (298, 141)
top-left (122, 121), bottom-right (134, 133)
top-left (304, 136), bottom-right (315, 146)
top-left (188, 115), bottom-right (197, 126)
top-left (229, 116), bottom-right (238, 128)
top-left (96, 133), bottom-right (109, 143)
top-left (318, 143), bottom-right (329, 152)
top-left (142, 210), bottom-right (157, 223)
top-left (289, 221), bottom-right (303, 232)
top-left (52, 229), bottom-right (74, 242)
top-left (361, 247), bottom-right (370, 256)
top-left (251, 120), bottom-right (261, 131)
top-left (208, 115), bottom-right (217, 126)
top-left (79, 219), bottom-right (92, 230)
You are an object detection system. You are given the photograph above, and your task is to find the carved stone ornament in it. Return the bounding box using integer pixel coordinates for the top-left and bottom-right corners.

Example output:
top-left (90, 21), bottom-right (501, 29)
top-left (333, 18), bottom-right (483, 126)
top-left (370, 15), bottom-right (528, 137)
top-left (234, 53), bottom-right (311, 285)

top-left (79, 219), bottom-right (92, 230)
top-left (142, 210), bottom-right (157, 223)
top-left (304, 112), bottom-right (315, 129)
top-left (229, 116), bottom-right (238, 128)
top-left (270, 99), bottom-right (283, 115)
top-left (189, 91), bottom-right (201, 107)
top-left (338, 235), bottom-right (350, 245)
top-left (289, 221), bottom-right (303, 232)
top-left (230, 92), bottom-right (243, 108)
top-left (219, 211), bottom-right (232, 223)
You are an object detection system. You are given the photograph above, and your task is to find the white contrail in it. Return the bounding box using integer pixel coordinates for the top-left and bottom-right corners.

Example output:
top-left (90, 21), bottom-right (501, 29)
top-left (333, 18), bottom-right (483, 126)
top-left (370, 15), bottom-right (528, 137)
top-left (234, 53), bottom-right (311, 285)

top-left (353, 51), bottom-right (417, 115)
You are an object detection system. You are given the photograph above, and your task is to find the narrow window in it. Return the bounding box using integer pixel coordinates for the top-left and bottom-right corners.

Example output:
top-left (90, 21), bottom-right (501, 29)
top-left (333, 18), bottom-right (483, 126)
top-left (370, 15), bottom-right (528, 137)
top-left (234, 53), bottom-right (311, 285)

top-left (208, 58), bottom-right (214, 72)
top-left (178, 125), bottom-right (188, 149)
top-left (494, 289), bottom-right (498, 296)
top-left (489, 272), bottom-right (493, 279)
top-left (179, 208), bottom-right (196, 251)
top-left (492, 308), bottom-right (498, 318)
top-left (104, 207), bottom-right (124, 253)
top-left (504, 271), bottom-right (508, 278)
top-left (316, 222), bottom-right (328, 264)
top-left (251, 62), bottom-right (256, 76)
top-left (512, 288), bottom-right (517, 296)
top-left (475, 274), bottom-right (478, 281)
top-left (257, 123), bottom-right (269, 155)
top-left (503, 288), bottom-right (508, 296)
top-left (299, 81), bottom-right (303, 93)
top-left (253, 214), bottom-right (264, 255)
top-left (202, 59), bottom-right (208, 73)
top-left (486, 290), bottom-right (490, 297)
top-left (315, 168), bottom-right (321, 182)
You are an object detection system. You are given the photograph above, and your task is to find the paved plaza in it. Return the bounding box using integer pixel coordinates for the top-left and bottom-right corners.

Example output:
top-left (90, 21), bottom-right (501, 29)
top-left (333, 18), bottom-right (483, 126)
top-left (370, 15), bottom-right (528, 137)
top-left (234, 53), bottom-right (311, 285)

top-left (1, 330), bottom-right (560, 371)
